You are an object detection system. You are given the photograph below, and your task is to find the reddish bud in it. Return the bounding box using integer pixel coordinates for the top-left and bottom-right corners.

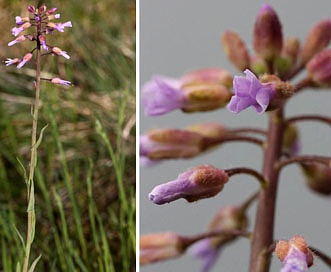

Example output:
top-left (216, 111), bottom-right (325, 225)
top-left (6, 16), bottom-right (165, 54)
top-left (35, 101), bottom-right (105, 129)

top-left (140, 232), bottom-right (185, 264)
top-left (253, 4), bottom-right (283, 61)
top-left (301, 19), bottom-right (331, 65)
top-left (222, 30), bottom-right (250, 71)
top-left (306, 48), bottom-right (331, 86)
top-left (301, 163), bottom-right (331, 195)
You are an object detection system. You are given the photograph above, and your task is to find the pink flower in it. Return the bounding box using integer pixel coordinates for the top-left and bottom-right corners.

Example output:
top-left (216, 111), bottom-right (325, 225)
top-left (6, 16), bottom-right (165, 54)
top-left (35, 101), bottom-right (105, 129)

top-left (5, 58), bottom-right (21, 66)
top-left (51, 78), bottom-right (72, 86)
top-left (17, 53), bottom-right (33, 69)
top-left (8, 35), bottom-right (26, 46)
top-left (54, 21), bottom-right (72, 32)
top-left (52, 47), bottom-right (70, 59)
top-left (11, 27), bottom-right (24, 36)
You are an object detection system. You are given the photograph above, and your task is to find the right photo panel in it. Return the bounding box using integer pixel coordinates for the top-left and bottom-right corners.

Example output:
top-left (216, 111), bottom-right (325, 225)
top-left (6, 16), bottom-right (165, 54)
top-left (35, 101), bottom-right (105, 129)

top-left (140, 1), bottom-right (331, 272)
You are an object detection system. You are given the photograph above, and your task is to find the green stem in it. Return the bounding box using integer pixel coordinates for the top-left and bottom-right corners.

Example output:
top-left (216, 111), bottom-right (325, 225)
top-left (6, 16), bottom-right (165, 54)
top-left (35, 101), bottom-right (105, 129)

top-left (249, 109), bottom-right (284, 272)
top-left (22, 47), bottom-right (41, 272)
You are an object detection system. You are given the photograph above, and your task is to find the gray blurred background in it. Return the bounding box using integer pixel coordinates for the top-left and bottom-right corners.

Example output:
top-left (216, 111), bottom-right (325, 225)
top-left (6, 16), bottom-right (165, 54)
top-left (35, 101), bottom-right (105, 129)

top-left (140, 1), bottom-right (331, 271)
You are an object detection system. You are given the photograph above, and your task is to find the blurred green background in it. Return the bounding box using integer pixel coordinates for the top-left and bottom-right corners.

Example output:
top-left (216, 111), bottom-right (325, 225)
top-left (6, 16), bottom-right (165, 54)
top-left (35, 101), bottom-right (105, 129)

top-left (0, 0), bottom-right (136, 271)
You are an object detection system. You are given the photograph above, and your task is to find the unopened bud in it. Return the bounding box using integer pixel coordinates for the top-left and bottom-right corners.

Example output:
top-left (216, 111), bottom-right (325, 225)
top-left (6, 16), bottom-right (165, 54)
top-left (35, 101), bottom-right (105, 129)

top-left (149, 165), bottom-right (229, 204)
top-left (140, 232), bottom-right (185, 264)
top-left (306, 48), bottom-right (331, 86)
top-left (253, 4), bottom-right (283, 61)
top-left (182, 68), bottom-right (233, 89)
top-left (283, 123), bottom-right (300, 155)
top-left (222, 30), bottom-right (250, 71)
top-left (275, 235), bottom-right (313, 269)
top-left (301, 19), bottom-right (331, 65)
top-left (27, 5), bottom-right (36, 13)
top-left (140, 129), bottom-right (204, 161)
top-left (250, 55), bottom-right (268, 75)
top-left (301, 163), bottom-right (331, 195)
top-left (183, 84), bottom-right (232, 112)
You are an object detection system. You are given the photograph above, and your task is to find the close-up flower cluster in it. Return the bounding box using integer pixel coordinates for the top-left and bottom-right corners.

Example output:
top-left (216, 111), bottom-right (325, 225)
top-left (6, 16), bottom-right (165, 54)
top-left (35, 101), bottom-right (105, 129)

top-left (140, 2), bottom-right (331, 272)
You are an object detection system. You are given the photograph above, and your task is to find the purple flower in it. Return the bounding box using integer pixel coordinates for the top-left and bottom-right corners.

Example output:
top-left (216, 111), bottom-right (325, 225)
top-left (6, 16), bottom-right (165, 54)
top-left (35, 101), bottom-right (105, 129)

top-left (52, 47), bottom-right (70, 59)
top-left (280, 247), bottom-right (309, 272)
top-left (227, 69), bottom-right (275, 113)
top-left (51, 78), bottom-right (72, 86)
top-left (8, 35), bottom-right (26, 46)
top-left (17, 53), bottom-right (33, 69)
top-left (54, 21), bottom-right (72, 32)
top-left (189, 239), bottom-right (221, 272)
top-left (142, 76), bottom-right (186, 116)
top-left (15, 16), bottom-right (24, 25)
top-left (11, 26), bottom-right (24, 36)
top-left (149, 165), bottom-right (229, 204)
top-left (5, 58), bottom-right (21, 66)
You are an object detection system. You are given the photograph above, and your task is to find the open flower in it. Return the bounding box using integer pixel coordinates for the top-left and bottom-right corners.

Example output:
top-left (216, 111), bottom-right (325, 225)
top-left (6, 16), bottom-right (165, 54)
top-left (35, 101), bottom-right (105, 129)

top-left (227, 69), bottom-right (276, 113)
top-left (142, 76), bottom-right (185, 116)
top-left (5, 58), bottom-right (21, 66)
top-left (17, 53), bottom-right (33, 69)
top-left (149, 165), bottom-right (229, 204)
top-left (142, 68), bottom-right (232, 116)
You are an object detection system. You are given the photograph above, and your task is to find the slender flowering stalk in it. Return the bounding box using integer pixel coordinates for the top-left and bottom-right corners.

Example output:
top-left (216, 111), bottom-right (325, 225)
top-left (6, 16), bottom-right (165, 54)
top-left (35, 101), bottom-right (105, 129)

top-left (5, 4), bottom-right (72, 271)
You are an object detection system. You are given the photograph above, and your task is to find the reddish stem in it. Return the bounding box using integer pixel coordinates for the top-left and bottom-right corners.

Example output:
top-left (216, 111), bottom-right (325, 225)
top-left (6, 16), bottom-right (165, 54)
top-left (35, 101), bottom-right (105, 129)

top-left (249, 109), bottom-right (284, 272)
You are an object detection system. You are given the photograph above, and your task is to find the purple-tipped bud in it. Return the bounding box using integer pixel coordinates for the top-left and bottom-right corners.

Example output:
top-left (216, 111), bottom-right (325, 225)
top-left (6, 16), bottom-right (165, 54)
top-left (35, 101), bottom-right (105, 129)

top-left (222, 30), bottom-right (250, 71)
top-left (253, 4), bottom-right (283, 61)
top-left (51, 78), bottom-right (72, 86)
top-left (275, 236), bottom-right (313, 271)
top-left (17, 53), bottom-right (33, 69)
top-left (46, 7), bottom-right (58, 15)
top-left (38, 4), bottom-right (47, 14)
top-left (306, 48), bottom-right (331, 86)
top-left (39, 35), bottom-right (48, 51)
top-left (228, 70), bottom-right (293, 114)
top-left (52, 47), bottom-right (70, 59)
top-left (27, 5), bottom-right (36, 13)
top-left (190, 206), bottom-right (247, 272)
top-left (149, 165), bottom-right (229, 204)
top-left (140, 129), bottom-right (204, 161)
top-left (301, 19), bottom-right (331, 65)
top-left (140, 232), bottom-right (185, 264)
top-left (8, 35), bottom-right (26, 46)
top-left (301, 163), bottom-right (331, 195)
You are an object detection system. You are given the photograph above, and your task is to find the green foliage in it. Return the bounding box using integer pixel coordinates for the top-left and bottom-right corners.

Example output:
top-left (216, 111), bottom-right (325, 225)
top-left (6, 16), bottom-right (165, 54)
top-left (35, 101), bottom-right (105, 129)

top-left (0, 0), bottom-right (136, 271)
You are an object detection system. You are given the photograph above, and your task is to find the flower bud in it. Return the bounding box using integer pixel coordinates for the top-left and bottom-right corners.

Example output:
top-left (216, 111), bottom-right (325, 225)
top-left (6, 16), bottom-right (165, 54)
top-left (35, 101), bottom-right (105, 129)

top-left (140, 129), bottom-right (204, 162)
top-left (283, 123), bottom-right (300, 155)
top-left (140, 232), bottom-right (185, 264)
top-left (275, 235), bottom-right (313, 270)
top-left (301, 19), bottom-right (331, 65)
top-left (283, 37), bottom-right (300, 66)
top-left (250, 55), bottom-right (268, 75)
top-left (306, 48), bottom-right (331, 86)
top-left (182, 84), bottom-right (232, 113)
top-left (253, 4), bottom-right (283, 61)
top-left (181, 68), bottom-right (233, 89)
top-left (186, 122), bottom-right (227, 140)
top-left (27, 5), bottom-right (36, 13)
top-left (301, 163), bottom-right (331, 195)
top-left (222, 30), bottom-right (250, 71)
top-left (189, 206), bottom-right (247, 272)
top-left (149, 165), bottom-right (229, 204)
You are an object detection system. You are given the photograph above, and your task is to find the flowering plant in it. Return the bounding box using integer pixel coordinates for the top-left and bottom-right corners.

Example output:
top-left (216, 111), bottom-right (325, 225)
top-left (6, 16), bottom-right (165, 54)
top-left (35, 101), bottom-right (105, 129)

top-left (141, 3), bottom-right (331, 272)
top-left (5, 4), bottom-right (72, 271)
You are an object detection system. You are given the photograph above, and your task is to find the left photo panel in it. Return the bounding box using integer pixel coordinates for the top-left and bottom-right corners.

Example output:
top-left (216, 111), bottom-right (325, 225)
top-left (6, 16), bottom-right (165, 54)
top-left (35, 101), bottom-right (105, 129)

top-left (0, 1), bottom-right (136, 271)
